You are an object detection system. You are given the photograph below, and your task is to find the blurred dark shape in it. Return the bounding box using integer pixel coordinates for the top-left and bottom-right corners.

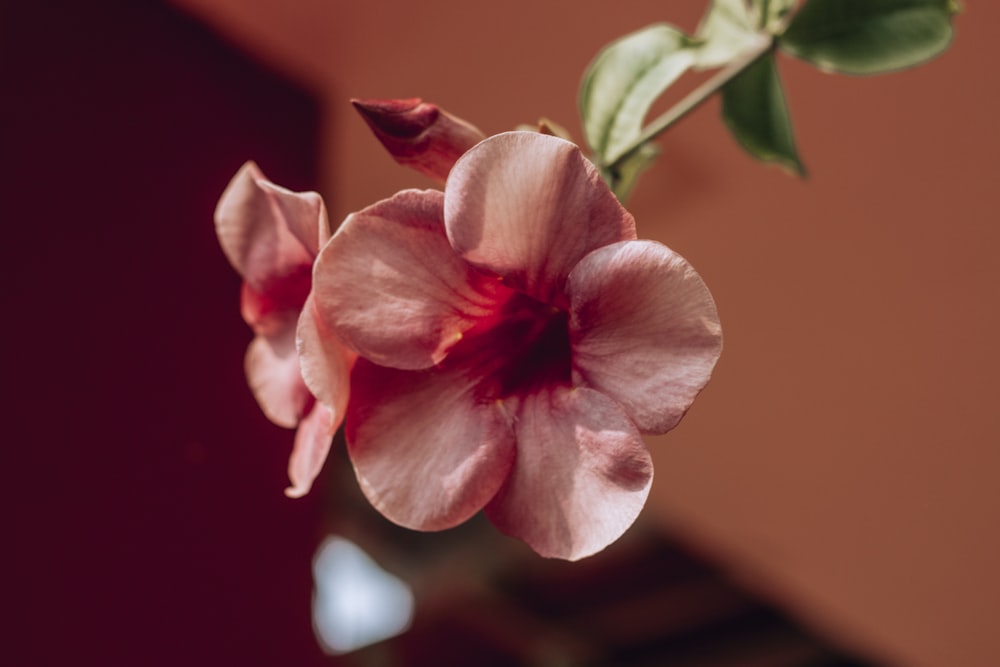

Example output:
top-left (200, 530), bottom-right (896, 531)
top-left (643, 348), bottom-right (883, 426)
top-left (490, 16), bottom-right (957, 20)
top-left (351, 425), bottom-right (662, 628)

top-left (3, 2), bottom-right (328, 665)
top-left (322, 443), bottom-right (882, 667)
top-left (493, 532), bottom-right (875, 667)
top-left (343, 526), bottom-right (882, 666)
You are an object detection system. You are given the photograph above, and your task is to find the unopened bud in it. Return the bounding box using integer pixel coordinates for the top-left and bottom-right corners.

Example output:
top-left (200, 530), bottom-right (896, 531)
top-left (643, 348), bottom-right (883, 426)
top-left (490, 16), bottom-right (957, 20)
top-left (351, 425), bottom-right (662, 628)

top-left (352, 98), bottom-right (486, 183)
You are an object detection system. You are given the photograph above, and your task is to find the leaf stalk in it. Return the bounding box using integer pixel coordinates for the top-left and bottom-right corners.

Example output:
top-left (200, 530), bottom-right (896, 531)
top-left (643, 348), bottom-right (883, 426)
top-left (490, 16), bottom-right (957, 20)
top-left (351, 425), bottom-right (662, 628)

top-left (606, 36), bottom-right (773, 173)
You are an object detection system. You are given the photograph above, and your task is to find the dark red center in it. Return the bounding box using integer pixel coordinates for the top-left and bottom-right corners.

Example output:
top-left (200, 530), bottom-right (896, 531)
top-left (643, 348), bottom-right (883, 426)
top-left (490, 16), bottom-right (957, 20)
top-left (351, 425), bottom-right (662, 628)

top-left (447, 291), bottom-right (572, 399)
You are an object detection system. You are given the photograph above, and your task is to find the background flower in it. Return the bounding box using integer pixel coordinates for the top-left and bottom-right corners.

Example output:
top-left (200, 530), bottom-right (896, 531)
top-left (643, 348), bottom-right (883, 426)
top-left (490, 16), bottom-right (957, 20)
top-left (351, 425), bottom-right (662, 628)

top-left (215, 162), bottom-right (354, 497)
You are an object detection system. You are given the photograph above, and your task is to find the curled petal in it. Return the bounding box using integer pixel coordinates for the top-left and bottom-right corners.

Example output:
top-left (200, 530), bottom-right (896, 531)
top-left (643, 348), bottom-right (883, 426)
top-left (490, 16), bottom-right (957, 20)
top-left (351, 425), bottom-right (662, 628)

top-left (255, 179), bottom-right (332, 255)
top-left (285, 402), bottom-right (336, 499)
top-left (568, 240), bottom-right (722, 434)
top-left (346, 359), bottom-right (516, 531)
top-left (244, 320), bottom-right (313, 429)
top-left (287, 294), bottom-right (355, 498)
top-left (353, 98), bottom-right (486, 183)
top-left (485, 386), bottom-right (653, 561)
top-left (214, 161), bottom-right (326, 294)
top-left (296, 293), bottom-right (355, 429)
top-left (312, 189), bottom-right (508, 370)
top-left (445, 132), bottom-right (636, 306)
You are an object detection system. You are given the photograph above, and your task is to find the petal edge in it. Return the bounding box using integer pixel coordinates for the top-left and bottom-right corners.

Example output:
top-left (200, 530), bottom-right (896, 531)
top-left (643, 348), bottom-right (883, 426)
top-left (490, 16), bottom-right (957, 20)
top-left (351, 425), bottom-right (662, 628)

top-left (445, 132), bottom-right (636, 306)
top-left (568, 240), bottom-right (722, 434)
top-left (485, 386), bottom-right (652, 560)
top-left (346, 360), bottom-right (516, 531)
top-left (312, 189), bottom-right (508, 370)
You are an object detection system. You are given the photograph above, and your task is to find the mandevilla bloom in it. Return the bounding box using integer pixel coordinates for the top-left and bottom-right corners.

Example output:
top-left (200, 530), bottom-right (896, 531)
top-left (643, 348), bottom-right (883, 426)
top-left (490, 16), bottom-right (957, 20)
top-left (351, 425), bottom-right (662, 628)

top-left (215, 162), bottom-right (354, 498)
top-left (305, 132), bottom-right (722, 560)
top-left (352, 98), bottom-right (486, 183)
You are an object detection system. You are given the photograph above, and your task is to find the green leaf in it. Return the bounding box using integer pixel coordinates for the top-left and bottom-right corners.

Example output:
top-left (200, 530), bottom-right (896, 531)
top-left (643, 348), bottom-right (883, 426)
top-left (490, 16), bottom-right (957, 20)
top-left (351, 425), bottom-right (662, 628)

top-left (694, 0), bottom-right (768, 69)
top-left (752, 0), bottom-right (799, 32)
top-left (604, 143), bottom-right (660, 203)
top-left (779, 0), bottom-right (958, 75)
top-left (580, 24), bottom-right (696, 164)
top-left (722, 50), bottom-right (805, 175)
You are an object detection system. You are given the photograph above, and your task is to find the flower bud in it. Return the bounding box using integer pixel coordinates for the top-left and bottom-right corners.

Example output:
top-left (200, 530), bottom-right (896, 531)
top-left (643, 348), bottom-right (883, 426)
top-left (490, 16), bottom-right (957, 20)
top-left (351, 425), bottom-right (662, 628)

top-left (352, 98), bottom-right (485, 183)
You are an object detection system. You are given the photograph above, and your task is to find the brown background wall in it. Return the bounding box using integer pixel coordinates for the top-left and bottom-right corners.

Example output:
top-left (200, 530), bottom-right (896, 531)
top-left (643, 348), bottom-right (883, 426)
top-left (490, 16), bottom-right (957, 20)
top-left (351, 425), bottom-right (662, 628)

top-left (175, 1), bottom-right (1000, 664)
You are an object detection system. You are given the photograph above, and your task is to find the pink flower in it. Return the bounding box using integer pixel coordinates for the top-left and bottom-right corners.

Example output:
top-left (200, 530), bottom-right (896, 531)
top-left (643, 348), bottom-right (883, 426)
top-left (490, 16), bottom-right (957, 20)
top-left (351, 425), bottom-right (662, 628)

top-left (352, 98), bottom-right (485, 183)
top-left (215, 162), bottom-right (354, 498)
top-left (305, 132), bottom-right (722, 560)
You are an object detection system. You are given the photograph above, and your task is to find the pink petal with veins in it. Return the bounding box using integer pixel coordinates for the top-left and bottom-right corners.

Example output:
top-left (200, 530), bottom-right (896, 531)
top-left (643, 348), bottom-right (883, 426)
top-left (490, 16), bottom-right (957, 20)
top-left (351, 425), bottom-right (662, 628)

top-left (569, 240), bottom-right (723, 434)
top-left (254, 179), bottom-right (331, 256)
top-left (214, 162), bottom-right (322, 296)
top-left (346, 359), bottom-right (516, 531)
top-left (312, 189), bottom-right (509, 370)
top-left (244, 319), bottom-right (313, 429)
top-left (352, 98), bottom-right (486, 183)
top-left (280, 300), bottom-right (354, 496)
top-left (296, 293), bottom-right (355, 428)
top-left (445, 132), bottom-right (636, 306)
top-left (285, 401), bottom-right (335, 499)
top-left (485, 386), bottom-right (653, 561)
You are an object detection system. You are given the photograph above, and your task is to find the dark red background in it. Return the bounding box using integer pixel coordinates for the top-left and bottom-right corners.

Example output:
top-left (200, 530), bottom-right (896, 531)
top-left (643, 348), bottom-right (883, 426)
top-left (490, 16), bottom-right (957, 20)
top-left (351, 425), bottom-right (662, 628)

top-left (4, 3), bottom-right (330, 664)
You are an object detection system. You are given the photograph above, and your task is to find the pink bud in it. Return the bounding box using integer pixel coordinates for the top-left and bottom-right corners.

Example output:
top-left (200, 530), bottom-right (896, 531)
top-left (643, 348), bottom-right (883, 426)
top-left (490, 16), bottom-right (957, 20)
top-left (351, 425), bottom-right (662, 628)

top-left (352, 98), bottom-right (485, 183)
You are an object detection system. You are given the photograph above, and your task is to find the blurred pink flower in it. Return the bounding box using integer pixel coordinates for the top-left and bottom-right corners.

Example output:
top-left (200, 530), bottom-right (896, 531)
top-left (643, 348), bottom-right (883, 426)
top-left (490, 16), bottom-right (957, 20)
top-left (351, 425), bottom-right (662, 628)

top-left (305, 132), bottom-right (722, 560)
top-left (352, 98), bottom-right (485, 183)
top-left (215, 162), bottom-right (354, 498)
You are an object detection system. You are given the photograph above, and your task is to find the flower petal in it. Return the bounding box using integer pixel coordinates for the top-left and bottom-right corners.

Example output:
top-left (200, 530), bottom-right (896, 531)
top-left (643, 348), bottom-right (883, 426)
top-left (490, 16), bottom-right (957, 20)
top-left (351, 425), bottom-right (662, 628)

top-left (284, 294), bottom-right (356, 499)
top-left (296, 292), bottom-right (355, 428)
top-left (255, 178), bottom-right (331, 255)
top-left (285, 401), bottom-right (336, 499)
top-left (445, 132), bottom-right (636, 306)
top-left (214, 161), bottom-right (327, 290)
top-left (485, 386), bottom-right (652, 561)
top-left (352, 98), bottom-right (486, 183)
top-left (312, 189), bottom-right (508, 370)
top-left (345, 359), bottom-right (516, 531)
top-left (244, 321), bottom-right (313, 429)
top-left (240, 279), bottom-right (310, 336)
top-left (568, 240), bottom-right (722, 434)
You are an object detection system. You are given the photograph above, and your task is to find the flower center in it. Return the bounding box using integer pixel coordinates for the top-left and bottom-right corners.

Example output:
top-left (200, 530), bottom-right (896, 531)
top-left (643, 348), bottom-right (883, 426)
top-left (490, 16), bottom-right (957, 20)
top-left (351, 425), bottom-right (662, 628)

top-left (496, 298), bottom-right (572, 397)
top-left (451, 291), bottom-right (572, 400)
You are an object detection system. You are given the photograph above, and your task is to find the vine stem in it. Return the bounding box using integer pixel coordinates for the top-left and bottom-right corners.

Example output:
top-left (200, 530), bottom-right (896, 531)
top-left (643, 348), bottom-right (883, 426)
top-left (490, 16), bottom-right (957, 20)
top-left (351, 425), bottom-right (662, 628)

top-left (606, 35), bottom-right (774, 173)
top-left (758, 0), bottom-right (772, 29)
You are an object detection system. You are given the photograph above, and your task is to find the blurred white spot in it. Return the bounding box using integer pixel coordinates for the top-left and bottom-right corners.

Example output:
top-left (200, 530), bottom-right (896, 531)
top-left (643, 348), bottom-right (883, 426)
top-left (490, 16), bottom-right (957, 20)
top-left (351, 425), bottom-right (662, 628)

top-left (312, 536), bottom-right (415, 654)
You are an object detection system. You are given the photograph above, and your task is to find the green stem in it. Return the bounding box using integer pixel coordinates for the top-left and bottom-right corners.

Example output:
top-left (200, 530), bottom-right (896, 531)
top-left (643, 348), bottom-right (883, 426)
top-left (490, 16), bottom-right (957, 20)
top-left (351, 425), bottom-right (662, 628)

top-left (606, 36), bottom-right (773, 173)
top-left (758, 0), bottom-right (772, 30)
